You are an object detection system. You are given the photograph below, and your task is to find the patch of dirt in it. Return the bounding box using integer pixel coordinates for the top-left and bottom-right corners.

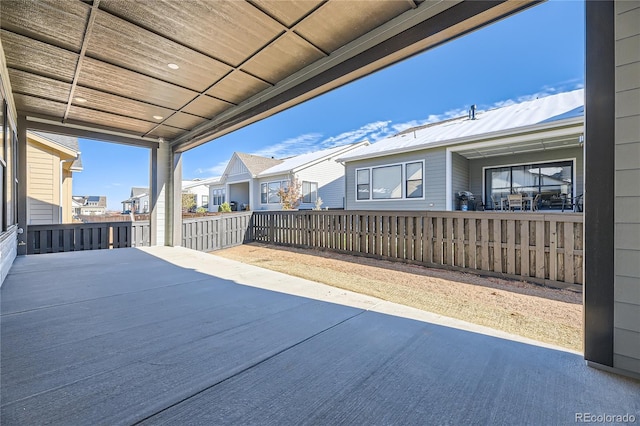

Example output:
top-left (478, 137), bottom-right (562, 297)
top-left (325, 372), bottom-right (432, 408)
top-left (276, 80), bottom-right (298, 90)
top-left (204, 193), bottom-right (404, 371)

top-left (213, 243), bottom-right (583, 352)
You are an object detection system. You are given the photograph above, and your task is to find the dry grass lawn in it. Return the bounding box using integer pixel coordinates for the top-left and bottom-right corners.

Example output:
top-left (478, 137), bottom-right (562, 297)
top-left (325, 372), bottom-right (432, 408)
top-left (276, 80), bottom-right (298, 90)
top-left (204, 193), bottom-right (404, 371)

top-left (213, 243), bottom-right (583, 352)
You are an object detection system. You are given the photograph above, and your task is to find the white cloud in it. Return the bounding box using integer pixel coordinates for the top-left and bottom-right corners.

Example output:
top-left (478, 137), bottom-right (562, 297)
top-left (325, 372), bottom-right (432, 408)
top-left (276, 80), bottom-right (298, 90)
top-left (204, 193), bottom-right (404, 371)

top-left (251, 133), bottom-right (323, 158)
top-left (320, 120), bottom-right (392, 147)
top-left (196, 160), bottom-right (228, 176)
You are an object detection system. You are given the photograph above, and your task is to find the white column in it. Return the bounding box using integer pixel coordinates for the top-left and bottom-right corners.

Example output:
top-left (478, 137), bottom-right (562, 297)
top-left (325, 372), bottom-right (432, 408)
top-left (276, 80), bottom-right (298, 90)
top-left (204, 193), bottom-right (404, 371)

top-left (149, 142), bottom-right (182, 246)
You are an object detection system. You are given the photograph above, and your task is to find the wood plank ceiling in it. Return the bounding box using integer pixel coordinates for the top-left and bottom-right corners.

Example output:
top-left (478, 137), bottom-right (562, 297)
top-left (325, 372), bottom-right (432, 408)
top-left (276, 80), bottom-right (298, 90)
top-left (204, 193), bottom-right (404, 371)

top-left (0, 0), bottom-right (538, 152)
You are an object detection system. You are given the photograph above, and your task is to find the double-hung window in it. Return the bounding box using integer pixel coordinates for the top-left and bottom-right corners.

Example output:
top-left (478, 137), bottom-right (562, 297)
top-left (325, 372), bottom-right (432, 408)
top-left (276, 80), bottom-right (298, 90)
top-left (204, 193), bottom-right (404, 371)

top-left (356, 160), bottom-right (424, 201)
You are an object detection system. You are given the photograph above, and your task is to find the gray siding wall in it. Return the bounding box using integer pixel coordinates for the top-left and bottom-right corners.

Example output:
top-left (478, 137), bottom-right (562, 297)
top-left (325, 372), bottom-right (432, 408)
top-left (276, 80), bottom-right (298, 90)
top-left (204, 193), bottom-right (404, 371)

top-left (297, 158), bottom-right (347, 209)
top-left (451, 152), bottom-right (470, 210)
top-left (614, 0), bottom-right (640, 374)
top-left (468, 147), bottom-right (584, 206)
top-left (345, 148), bottom-right (446, 211)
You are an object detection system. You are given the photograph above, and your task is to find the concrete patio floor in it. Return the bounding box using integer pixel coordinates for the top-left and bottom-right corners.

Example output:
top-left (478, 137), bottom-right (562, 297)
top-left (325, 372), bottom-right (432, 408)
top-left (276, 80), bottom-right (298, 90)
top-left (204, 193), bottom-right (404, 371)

top-left (1, 246), bottom-right (638, 425)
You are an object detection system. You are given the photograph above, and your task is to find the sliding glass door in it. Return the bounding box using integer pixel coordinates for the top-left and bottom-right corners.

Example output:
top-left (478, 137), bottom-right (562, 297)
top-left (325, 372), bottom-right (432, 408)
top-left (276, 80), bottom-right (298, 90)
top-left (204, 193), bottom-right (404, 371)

top-left (485, 161), bottom-right (573, 209)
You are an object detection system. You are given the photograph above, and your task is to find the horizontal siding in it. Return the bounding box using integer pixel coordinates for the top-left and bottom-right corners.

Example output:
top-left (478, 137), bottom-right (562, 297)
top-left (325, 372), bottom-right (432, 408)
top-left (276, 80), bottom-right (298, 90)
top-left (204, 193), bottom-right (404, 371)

top-left (345, 148), bottom-right (446, 211)
top-left (451, 152), bottom-right (469, 210)
top-left (297, 157), bottom-right (346, 209)
top-left (28, 143), bottom-right (59, 224)
top-left (468, 147), bottom-right (584, 205)
top-left (614, 0), bottom-right (640, 374)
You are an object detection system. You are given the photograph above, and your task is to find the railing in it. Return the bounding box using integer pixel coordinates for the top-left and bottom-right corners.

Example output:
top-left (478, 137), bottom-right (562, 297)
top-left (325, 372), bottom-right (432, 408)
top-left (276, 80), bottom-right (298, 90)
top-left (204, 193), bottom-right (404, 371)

top-left (251, 210), bottom-right (584, 288)
top-left (27, 221), bottom-right (150, 254)
top-left (182, 212), bottom-right (252, 252)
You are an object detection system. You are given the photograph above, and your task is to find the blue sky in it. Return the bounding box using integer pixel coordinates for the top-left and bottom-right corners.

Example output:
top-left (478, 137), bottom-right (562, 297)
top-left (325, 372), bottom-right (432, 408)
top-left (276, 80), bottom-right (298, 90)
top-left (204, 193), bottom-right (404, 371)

top-left (74, 0), bottom-right (585, 211)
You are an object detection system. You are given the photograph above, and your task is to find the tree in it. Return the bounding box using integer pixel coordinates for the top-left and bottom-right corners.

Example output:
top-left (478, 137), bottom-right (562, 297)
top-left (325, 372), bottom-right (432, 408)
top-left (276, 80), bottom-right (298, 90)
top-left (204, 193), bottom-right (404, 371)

top-left (277, 177), bottom-right (302, 210)
top-left (182, 193), bottom-right (196, 213)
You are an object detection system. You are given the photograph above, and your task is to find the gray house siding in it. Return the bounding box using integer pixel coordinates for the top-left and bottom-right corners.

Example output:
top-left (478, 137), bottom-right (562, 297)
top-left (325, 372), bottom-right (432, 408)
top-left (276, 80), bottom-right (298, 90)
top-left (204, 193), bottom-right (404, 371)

top-left (451, 152), bottom-right (470, 210)
top-left (467, 146), bottom-right (584, 207)
top-left (298, 157), bottom-right (347, 209)
top-left (345, 148), bottom-right (446, 211)
top-left (614, 0), bottom-right (640, 374)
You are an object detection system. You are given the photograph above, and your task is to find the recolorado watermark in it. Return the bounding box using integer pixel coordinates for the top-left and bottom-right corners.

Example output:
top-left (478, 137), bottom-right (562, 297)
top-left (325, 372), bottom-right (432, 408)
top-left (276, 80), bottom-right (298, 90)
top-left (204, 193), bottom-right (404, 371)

top-left (575, 413), bottom-right (637, 423)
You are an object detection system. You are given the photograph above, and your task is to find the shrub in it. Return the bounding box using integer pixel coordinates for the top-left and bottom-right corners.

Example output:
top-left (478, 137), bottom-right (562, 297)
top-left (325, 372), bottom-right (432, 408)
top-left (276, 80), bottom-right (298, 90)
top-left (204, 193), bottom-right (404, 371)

top-left (219, 202), bottom-right (232, 213)
top-left (277, 177), bottom-right (302, 210)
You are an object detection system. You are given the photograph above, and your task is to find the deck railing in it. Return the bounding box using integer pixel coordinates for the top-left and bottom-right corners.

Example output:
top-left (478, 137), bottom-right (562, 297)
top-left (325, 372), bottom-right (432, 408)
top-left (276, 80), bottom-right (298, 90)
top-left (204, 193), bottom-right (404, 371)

top-left (182, 212), bottom-right (252, 251)
top-left (26, 221), bottom-right (150, 254)
top-left (251, 210), bottom-right (584, 288)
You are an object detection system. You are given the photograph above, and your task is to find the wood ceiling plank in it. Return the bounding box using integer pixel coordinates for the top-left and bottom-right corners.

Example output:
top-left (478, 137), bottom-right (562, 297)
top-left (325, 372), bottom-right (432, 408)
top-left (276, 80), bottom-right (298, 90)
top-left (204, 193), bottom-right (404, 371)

top-left (99, 0), bottom-right (282, 67)
top-left (242, 32), bottom-right (325, 84)
top-left (182, 95), bottom-right (233, 118)
top-left (249, 0), bottom-right (323, 27)
top-left (68, 105), bottom-right (158, 135)
top-left (72, 86), bottom-right (174, 123)
top-left (8, 69), bottom-right (71, 103)
top-left (207, 71), bottom-right (271, 105)
top-left (78, 57), bottom-right (197, 110)
top-left (13, 94), bottom-right (66, 118)
top-left (87, 11), bottom-right (231, 92)
top-left (147, 124), bottom-right (186, 140)
top-left (1, 30), bottom-right (78, 82)
top-left (163, 113), bottom-right (207, 130)
top-left (296, 1), bottom-right (413, 53)
top-left (0, 0), bottom-right (90, 52)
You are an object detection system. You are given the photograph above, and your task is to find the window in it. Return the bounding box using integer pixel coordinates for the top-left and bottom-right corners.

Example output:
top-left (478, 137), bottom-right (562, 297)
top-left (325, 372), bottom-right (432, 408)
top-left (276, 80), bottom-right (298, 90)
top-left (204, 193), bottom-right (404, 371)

top-left (484, 160), bottom-right (573, 210)
top-left (356, 160), bottom-right (424, 201)
top-left (405, 162), bottom-right (423, 199)
top-left (212, 189), bottom-right (225, 205)
top-left (356, 169), bottom-right (370, 200)
top-left (302, 181), bottom-right (318, 203)
top-left (261, 181), bottom-right (287, 204)
top-left (202, 195), bottom-right (209, 209)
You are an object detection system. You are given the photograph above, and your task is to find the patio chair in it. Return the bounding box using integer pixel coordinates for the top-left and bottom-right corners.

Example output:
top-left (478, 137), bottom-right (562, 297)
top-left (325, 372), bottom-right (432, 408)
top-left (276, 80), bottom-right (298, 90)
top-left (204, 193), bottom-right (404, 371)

top-left (507, 194), bottom-right (523, 211)
top-left (574, 193), bottom-right (584, 212)
top-left (489, 195), bottom-right (501, 211)
top-left (531, 193), bottom-right (542, 211)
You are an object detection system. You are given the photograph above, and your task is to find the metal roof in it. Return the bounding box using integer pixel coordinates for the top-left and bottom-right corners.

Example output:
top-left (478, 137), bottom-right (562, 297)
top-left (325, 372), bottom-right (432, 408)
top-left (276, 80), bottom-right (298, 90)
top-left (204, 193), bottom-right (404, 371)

top-left (339, 89), bottom-right (585, 162)
top-left (0, 0), bottom-right (538, 152)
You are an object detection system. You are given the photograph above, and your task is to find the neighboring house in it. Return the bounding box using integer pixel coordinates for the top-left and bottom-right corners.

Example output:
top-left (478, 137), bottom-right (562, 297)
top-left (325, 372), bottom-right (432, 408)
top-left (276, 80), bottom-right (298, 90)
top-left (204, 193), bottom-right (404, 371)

top-left (338, 89), bottom-right (584, 211)
top-left (27, 131), bottom-right (83, 224)
top-left (208, 142), bottom-right (369, 211)
top-left (73, 195), bottom-right (107, 216)
top-left (121, 187), bottom-right (149, 214)
top-left (182, 178), bottom-right (217, 211)
top-left (123, 180), bottom-right (216, 214)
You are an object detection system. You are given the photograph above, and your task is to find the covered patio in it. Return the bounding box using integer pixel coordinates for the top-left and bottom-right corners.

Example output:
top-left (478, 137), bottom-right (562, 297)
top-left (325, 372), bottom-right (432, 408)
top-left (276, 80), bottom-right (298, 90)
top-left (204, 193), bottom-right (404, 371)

top-left (2, 247), bottom-right (638, 424)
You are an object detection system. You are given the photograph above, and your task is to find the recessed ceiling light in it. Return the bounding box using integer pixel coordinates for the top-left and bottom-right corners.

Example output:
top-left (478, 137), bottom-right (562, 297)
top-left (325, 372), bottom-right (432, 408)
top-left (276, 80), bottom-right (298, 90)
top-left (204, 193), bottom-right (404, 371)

top-left (74, 97), bottom-right (87, 103)
top-left (153, 115), bottom-right (163, 120)
top-left (167, 63), bottom-right (179, 70)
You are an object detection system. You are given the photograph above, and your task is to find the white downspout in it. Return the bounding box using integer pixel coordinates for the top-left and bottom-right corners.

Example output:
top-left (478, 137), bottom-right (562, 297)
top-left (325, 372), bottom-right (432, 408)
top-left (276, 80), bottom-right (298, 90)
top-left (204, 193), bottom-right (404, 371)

top-left (59, 158), bottom-right (74, 224)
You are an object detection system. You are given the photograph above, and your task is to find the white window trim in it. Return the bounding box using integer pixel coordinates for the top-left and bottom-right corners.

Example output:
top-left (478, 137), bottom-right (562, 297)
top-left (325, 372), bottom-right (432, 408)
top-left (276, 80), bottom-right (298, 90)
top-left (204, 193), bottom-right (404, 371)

top-left (355, 160), bottom-right (425, 202)
top-left (481, 157), bottom-right (577, 204)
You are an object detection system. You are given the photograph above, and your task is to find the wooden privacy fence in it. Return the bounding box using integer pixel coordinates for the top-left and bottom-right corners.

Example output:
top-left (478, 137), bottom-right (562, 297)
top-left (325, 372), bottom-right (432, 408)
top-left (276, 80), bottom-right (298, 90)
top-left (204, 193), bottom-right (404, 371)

top-left (251, 211), bottom-right (584, 288)
top-left (182, 212), bottom-right (252, 252)
top-left (27, 221), bottom-right (150, 254)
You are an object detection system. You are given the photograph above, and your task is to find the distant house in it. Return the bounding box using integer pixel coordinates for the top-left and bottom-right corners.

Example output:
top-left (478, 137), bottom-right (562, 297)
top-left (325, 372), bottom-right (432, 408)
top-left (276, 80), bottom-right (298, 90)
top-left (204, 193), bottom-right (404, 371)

top-left (72, 196), bottom-right (107, 216)
top-left (208, 142), bottom-right (369, 211)
top-left (338, 90), bottom-right (584, 212)
top-left (27, 131), bottom-right (82, 224)
top-left (121, 187), bottom-right (149, 214)
top-left (122, 180), bottom-right (215, 214)
top-left (182, 178), bottom-right (217, 211)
